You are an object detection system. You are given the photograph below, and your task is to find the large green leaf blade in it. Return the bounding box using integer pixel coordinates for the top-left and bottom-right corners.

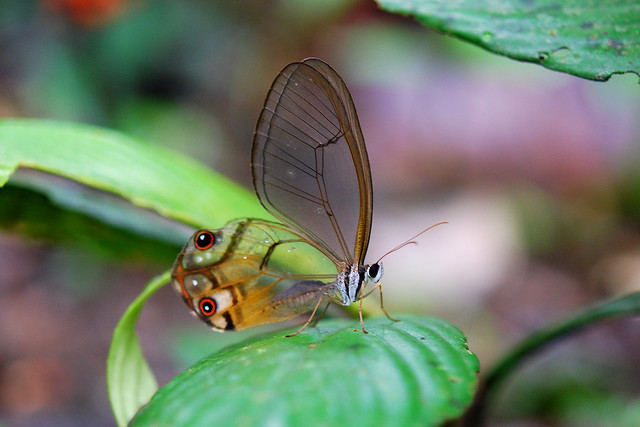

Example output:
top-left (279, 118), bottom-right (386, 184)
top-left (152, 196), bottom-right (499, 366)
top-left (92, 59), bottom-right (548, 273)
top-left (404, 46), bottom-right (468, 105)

top-left (107, 270), bottom-right (171, 427)
top-left (0, 118), bottom-right (267, 228)
top-left (132, 315), bottom-right (479, 427)
top-left (377, 0), bottom-right (640, 82)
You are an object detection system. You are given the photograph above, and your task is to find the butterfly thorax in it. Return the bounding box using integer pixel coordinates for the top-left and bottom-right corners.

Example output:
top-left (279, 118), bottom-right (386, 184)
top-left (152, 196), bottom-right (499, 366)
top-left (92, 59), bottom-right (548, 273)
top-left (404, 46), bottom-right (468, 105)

top-left (335, 262), bottom-right (383, 305)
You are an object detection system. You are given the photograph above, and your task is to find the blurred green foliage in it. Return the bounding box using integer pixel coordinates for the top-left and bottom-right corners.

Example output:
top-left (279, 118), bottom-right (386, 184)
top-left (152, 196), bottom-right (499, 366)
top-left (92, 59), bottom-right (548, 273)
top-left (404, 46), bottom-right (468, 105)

top-left (0, 184), bottom-right (180, 264)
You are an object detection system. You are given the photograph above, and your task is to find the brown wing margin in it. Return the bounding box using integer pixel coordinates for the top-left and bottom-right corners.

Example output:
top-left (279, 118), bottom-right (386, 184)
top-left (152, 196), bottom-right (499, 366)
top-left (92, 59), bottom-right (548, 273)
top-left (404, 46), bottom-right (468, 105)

top-left (303, 58), bottom-right (373, 264)
top-left (251, 58), bottom-right (373, 265)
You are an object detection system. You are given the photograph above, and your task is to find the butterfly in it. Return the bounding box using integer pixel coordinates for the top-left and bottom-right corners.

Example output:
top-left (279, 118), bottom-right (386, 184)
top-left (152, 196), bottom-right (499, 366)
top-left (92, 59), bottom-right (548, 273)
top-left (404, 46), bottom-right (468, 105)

top-left (171, 58), bottom-right (443, 336)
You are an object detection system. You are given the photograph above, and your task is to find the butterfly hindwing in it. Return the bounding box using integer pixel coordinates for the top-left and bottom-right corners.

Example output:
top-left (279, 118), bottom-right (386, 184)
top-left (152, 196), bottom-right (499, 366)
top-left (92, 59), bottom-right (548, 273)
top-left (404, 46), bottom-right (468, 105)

top-left (172, 219), bottom-right (338, 331)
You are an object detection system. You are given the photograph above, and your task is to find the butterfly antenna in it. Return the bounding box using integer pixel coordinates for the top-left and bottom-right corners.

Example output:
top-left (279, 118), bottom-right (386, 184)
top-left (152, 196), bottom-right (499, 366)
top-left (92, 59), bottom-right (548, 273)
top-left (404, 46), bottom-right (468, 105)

top-left (376, 221), bottom-right (449, 264)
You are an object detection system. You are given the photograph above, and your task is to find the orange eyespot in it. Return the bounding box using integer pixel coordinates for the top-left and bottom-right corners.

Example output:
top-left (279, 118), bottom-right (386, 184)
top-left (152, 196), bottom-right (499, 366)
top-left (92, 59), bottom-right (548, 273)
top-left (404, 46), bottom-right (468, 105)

top-left (199, 297), bottom-right (216, 316)
top-left (194, 231), bottom-right (215, 250)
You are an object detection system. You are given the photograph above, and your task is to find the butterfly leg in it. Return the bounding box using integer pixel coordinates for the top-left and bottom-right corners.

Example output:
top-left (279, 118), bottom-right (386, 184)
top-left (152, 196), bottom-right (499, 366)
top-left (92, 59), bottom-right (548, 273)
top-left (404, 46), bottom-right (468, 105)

top-left (309, 301), bottom-right (331, 328)
top-left (358, 290), bottom-right (369, 334)
top-left (285, 295), bottom-right (326, 338)
top-left (375, 282), bottom-right (400, 322)
top-left (360, 282), bottom-right (400, 322)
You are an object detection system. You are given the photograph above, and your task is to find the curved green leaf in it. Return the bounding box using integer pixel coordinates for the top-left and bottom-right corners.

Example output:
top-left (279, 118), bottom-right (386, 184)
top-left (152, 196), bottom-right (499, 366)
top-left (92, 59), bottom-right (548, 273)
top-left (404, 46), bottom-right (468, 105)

top-left (107, 270), bottom-right (171, 427)
top-left (0, 118), bottom-right (268, 228)
top-left (0, 184), bottom-right (180, 264)
top-left (377, 0), bottom-right (640, 82)
top-left (466, 291), bottom-right (640, 424)
top-left (132, 315), bottom-right (479, 427)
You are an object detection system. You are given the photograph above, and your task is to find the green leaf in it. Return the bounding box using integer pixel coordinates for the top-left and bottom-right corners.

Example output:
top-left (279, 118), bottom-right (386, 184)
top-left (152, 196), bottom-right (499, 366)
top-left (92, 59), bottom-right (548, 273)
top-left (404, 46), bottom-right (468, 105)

top-left (0, 118), bottom-right (268, 229)
top-left (0, 184), bottom-right (181, 264)
top-left (107, 270), bottom-right (171, 427)
top-left (132, 315), bottom-right (479, 427)
top-left (467, 291), bottom-right (640, 423)
top-left (376, 0), bottom-right (640, 82)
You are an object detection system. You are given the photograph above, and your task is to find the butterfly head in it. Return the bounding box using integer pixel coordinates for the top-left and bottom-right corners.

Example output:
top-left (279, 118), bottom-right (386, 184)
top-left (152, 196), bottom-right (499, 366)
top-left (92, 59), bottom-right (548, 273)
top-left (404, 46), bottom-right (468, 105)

top-left (366, 262), bottom-right (384, 283)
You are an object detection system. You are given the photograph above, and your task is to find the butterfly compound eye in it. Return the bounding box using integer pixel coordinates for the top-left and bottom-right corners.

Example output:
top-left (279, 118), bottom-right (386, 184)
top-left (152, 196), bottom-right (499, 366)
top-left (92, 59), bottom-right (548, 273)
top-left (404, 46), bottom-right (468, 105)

top-left (367, 263), bottom-right (383, 283)
top-left (194, 231), bottom-right (215, 250)
top-left (199, 297), bottom-right (216, 316)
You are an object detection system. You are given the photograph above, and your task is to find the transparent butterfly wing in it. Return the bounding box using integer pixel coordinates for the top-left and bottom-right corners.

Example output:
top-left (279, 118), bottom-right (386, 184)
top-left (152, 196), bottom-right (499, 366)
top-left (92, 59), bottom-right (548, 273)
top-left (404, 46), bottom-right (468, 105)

top-left (171, 219), bottom-right (340, 331)
top-left (252, 58), bottom-right (373, 265)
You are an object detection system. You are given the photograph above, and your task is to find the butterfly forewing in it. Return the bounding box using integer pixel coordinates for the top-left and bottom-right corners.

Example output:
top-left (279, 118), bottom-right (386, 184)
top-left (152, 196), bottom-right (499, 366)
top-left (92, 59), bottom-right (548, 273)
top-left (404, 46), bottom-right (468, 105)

top-left (172, 219), bottom-right (339, 331)
top-left (252, 58), bottom-right (373, 266)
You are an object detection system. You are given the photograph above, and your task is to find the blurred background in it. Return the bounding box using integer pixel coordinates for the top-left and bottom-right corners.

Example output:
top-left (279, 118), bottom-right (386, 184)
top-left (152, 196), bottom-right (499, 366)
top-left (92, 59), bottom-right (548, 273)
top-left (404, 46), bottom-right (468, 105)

top-left (1, 0), bottom-right (639, 425)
